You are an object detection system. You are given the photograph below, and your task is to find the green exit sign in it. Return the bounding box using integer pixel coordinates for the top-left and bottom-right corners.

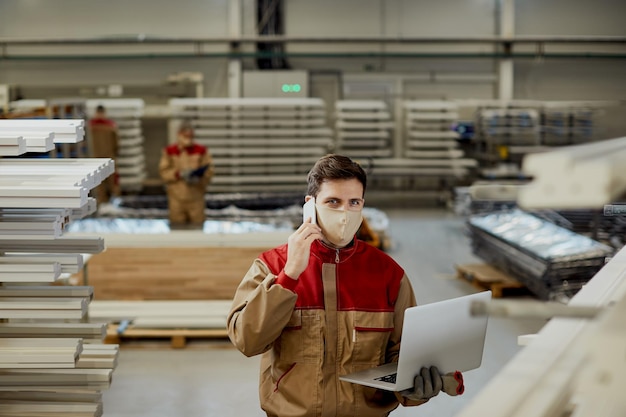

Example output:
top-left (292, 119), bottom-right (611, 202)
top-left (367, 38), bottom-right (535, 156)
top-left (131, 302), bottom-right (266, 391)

top-left (281, 83), bottom-right (302, 93)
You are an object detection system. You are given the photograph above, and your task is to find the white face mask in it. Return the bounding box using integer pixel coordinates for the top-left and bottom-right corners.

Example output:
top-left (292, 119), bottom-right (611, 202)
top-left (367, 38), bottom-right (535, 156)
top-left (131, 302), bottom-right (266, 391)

top-left (316, 205), bottom-right (363, 248)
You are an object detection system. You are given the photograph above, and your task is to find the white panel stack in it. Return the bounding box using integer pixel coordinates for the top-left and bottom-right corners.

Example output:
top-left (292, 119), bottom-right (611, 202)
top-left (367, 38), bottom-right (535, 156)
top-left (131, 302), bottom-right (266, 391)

top-left (366, 100), bottom-right (476, 179)
top-left (519, 136), bottom-right (626, 209)
top-left (334, 100), bottom-right (394, 159)
top-left (169, 98), bottom-right (333, 193)
top-left (0, 121), bottom-right (118, 417)
top-left (0, 119), bottom-right (85, 149)
top-left (87, 99), bottom-right (146, 193)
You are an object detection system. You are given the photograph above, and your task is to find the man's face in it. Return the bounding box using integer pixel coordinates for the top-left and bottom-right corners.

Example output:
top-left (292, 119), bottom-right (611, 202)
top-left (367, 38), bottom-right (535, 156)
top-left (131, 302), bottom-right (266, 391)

top-left (313, 178), bottom-right (364, 212)
top-left (310, 178), bottom-right (364, 248)
top-left (177, 128), bottom-right (193, 147)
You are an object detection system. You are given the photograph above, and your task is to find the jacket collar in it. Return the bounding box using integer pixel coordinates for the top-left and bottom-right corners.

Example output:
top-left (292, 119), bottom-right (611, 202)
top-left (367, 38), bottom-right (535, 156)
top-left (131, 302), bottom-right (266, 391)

top-left (311, 238), bottom-right (359, 263)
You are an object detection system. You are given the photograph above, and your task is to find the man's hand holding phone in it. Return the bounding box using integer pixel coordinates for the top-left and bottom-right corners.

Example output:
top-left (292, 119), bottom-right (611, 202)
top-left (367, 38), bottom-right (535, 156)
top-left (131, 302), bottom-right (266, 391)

top-left (284, 197), bottom-right (322, 280)
top-left (302, 197), bottom-right (317, 225)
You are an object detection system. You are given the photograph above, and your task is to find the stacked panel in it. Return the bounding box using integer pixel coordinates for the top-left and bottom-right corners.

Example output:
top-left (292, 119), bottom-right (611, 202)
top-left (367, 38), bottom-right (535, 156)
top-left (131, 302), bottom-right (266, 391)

top-left (0, 119), bottom-right (118, 416)
top-left (334, 100), bottom-right (394, 159)
top-left (367, 100), bottom-right (476, 179)
top-left (169, 98), bottom-right (333, 193)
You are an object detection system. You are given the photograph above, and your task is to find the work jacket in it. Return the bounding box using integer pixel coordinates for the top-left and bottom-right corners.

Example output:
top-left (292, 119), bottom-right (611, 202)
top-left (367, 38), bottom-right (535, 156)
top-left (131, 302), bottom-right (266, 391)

top-left (158, 143), bottom-right (214, 202)
top-left (227, 238), bottom-right (418, 417)
top-left (89, 118), bottom-right (119, 159)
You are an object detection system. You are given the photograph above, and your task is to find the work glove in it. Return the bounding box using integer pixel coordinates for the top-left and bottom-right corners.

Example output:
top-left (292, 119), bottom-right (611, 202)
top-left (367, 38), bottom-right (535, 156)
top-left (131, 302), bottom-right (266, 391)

top-left (179, 169), bottom-right (199, 184)
top-left (400, 366), bottom-right (464, 402)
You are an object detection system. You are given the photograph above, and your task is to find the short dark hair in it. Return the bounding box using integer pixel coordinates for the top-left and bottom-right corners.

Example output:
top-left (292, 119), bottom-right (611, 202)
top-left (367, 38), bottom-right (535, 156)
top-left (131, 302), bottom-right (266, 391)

top-left (178, 119), bottom-right (194, 133)
top-left (306, 154), bottom-right (367, 197)
top-left (96, 105), bottom-right (106, 113)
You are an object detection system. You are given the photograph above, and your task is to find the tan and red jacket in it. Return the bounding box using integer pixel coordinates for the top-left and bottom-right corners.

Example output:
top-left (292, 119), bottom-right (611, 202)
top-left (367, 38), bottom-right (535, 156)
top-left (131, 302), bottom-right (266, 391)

top-left (227, 238), bottom-right (418, 417)
top-left (158, 143), bottom-right (214, 202)
top-left (89, 118), bottom-right (119, 159)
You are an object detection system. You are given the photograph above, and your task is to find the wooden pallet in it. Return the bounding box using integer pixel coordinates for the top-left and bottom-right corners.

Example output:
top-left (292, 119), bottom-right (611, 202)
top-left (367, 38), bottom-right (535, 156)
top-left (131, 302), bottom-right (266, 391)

top-left (455, 263), bottom-right (530, 298)
top-left (105, 324), bottom-right (229, 349)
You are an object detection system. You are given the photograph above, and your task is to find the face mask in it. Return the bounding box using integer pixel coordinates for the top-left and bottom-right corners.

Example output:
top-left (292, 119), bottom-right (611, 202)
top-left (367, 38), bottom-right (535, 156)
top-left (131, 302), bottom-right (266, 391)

top-left (316, 205), bottom-right (363, 248)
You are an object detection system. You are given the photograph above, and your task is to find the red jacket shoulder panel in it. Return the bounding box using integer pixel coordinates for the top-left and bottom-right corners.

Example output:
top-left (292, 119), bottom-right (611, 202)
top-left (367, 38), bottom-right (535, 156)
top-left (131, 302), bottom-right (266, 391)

top-left (165, 144), bottom-right (181, 156)
top-left (185, 143), bottom-right (206, 155)
top-left (259, 241), bottom-right (405, 312)
top-left (89, 118), bottom-right (116, 128)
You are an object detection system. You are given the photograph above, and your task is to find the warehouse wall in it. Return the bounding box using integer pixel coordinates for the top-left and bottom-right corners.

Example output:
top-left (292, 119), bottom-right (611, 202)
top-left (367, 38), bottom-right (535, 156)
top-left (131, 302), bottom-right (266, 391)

top-left (1, 0), bottom-right (625, 135)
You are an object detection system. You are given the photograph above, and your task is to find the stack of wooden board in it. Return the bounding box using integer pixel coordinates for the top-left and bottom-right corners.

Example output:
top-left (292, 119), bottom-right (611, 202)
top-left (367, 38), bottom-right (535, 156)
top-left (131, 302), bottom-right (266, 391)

top-left (0, 119), bottom-right (118, 417)
top-left (169, 98), bottom-right (333, 193)
top-left (73, 246), bottom-right (268, 301)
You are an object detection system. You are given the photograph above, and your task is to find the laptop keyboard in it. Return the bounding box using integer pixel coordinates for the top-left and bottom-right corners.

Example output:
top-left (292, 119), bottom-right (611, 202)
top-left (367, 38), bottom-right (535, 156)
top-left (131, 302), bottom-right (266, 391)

top-left (374, 373), bottom-right (397, 384)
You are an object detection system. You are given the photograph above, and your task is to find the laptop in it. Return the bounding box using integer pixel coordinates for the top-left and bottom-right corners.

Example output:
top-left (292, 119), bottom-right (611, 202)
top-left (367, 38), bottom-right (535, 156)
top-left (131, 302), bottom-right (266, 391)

top-left (339, 291), bottom-right (491, 391)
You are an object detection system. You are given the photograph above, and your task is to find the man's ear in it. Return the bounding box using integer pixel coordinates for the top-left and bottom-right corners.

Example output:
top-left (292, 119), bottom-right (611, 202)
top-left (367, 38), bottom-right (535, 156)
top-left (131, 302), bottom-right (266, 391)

top-left (304, 195), bottom-right (313, 203)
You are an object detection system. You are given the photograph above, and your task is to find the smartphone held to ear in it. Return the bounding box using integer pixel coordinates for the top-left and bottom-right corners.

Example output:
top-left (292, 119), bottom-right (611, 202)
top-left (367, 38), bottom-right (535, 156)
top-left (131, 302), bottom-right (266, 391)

top-left (303, 198), bottom-right (316, 224)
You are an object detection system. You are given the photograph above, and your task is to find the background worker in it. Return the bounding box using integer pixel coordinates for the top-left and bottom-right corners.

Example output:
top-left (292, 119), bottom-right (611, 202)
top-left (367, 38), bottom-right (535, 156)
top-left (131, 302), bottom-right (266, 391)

top-left (159, 120), bottom-right (214, 227)
top-left (89, 105), bottom-right (120, 204)
top-left (227, 154), bottom-right (463, 417)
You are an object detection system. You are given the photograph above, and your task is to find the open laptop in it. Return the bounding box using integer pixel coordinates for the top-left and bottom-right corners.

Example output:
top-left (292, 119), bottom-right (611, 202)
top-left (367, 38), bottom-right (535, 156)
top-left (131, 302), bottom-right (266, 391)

top-left (340, 291), bottom-right (491, 391)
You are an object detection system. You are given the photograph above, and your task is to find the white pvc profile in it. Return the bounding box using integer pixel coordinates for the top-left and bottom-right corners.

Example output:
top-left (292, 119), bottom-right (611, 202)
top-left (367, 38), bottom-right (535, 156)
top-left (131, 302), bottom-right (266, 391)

top-left (0, 263), bottom-right (62, 283)
top-left (0, 255), bottom-right (83, 274)
top-left (518, 136), bottom-right (626, 209)
top-left (0, 120), bottom-right (84, 143)
top-left (0, 237), bottom-right (105, 254)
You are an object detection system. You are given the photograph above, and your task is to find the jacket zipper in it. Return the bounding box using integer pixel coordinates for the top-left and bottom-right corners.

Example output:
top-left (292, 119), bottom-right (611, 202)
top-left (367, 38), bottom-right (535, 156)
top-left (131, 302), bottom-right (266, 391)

top-left (335, 249), bottom-right (340, 263)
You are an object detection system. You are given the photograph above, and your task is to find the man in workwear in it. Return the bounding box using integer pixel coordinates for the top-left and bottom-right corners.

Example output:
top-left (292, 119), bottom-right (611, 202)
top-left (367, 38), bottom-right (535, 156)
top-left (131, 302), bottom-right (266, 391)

top-left (89, 105), bottom-right (120, 204)
top-left (159, 120), bottom-right (214, 227)
top-left (227, 154), bottom-right (463, 417)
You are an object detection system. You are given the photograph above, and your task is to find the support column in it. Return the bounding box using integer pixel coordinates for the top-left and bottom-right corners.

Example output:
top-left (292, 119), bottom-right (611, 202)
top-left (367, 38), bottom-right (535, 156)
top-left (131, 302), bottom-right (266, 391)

top-left (498, 0), bottom-right (515, 101)
top-left (228, 0), bottom-right (242, 98)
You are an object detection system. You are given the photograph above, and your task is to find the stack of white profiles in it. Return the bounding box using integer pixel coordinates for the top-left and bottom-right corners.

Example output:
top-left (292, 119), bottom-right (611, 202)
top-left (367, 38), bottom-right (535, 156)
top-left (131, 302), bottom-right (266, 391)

top-left (0, 118), bottom-right (118, 417)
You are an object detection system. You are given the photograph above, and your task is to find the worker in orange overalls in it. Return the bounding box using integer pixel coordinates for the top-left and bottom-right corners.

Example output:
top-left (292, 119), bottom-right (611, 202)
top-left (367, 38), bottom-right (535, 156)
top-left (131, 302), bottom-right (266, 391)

top-left (159, 120), bottom-right (214, 227)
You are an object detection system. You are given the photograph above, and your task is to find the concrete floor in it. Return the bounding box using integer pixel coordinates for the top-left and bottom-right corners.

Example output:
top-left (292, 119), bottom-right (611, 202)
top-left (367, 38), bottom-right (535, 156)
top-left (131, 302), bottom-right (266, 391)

top-left (101, 208), bottom-right (547, 417)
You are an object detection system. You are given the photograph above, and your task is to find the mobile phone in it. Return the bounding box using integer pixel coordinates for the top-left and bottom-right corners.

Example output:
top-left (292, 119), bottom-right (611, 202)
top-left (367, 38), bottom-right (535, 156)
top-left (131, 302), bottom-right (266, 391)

top-left (302, 197), bottom-right (316, 224)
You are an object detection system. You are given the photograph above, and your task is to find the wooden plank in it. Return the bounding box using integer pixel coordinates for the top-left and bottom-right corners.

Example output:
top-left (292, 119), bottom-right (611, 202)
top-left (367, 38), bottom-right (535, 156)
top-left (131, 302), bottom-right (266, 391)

top-left (74, 247), bottom-right (268, 301)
